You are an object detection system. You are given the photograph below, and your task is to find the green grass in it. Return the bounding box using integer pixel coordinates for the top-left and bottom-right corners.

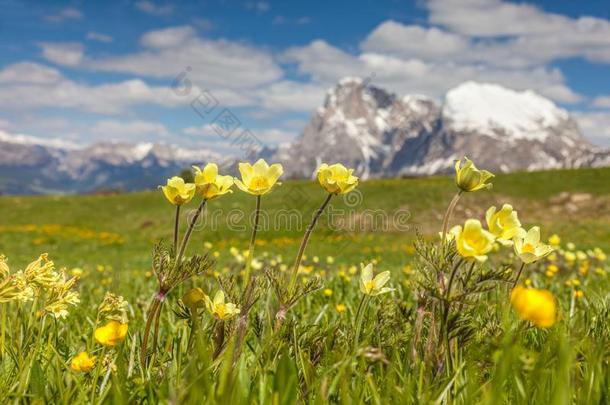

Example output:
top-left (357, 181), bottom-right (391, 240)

top-left (0, 167), bottom-right (609, 403)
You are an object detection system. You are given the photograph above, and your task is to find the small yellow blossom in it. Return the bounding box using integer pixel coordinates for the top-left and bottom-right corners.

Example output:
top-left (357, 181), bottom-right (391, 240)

top-left (513, 227), bottom-right (554, 264)
top-left (574, 290), bottom-right (584, 299)
top-left (204, 291), bottom-right (240, 321)
top-left (485, 204), bottom-right (524, 245)
top-left (182, 288), bottom-right (206, 308)
top-left (70, 351), bottom-right (96, 372)
top-left (326, 256), bottom-right (335, 264)
top-left (193, 163), bottom-right (234, 200)
top-left (234, 159), bottom-right (283, 195)
top-left (359, 263), bottom-right (393, 296)
top-left (323, 288), bottom-right (333, 297)
top-left (454, 157), bottom-right (494, 192)
top-left (566, 242), bottom-right (576, 251)
top-left (94, 321), bottom-right (128, 347)
top-left (70, 268), bottom-right (84, 278)
top-left (564, 251), bottom-right (576, 262)
top-left (547, 264), bottom-right (559, 274)
top-left (450, 219), bottom-right (496, 262)
top-left (548, 234), bottom-right (561, 246)
top-left (160, 176), bottom-right (195, 205)
top-left (335, 304), bottom-right (347, 313)
top-left (511, 285), bottom-right (556, 328)
top-left (316, 163), bottom-right (359, 195)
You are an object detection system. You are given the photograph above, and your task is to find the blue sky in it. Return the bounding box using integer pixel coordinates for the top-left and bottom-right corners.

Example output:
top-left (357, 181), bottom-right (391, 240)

top-left (1, 0), bottom-right (610, 151)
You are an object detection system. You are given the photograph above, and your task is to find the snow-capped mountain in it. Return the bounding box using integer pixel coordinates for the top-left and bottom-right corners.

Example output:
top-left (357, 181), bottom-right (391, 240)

top-left (271, 79), bottom-right (607, 178)
top-left (0, 131), bottom-right (218, 194)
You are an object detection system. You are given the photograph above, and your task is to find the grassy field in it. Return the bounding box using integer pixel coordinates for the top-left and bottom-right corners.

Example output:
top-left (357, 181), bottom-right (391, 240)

top-left (0, 166), bottom-right (609, 403)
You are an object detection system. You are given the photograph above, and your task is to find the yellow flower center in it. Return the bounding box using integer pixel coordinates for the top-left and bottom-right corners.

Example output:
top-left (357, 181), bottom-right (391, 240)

top-left (522, 243), bottom-right (535, 254)
top-left (215, 303), bottom-right (226, 319)
top-left (364, 280), bottom-right (375, 292)
top-left (250, 176), bottom-right (269, 190)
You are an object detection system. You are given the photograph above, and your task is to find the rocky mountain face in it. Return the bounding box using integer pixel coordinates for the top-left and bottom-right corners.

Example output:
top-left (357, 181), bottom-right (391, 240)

top-left (0, 131), bottom-right (218, 194)
top-left (272, 78), bottom-right (608, 178)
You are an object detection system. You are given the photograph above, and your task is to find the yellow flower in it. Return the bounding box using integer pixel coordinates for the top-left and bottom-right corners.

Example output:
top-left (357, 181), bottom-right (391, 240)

top-left (182, 287), bottom-right (206, 308)
top-left (510, 285), bottom-right (556, 328)
top-left (94, 320), bottom-right (128, 347)
top-left (70, 351), bottom-right (96, 372)
top-left (359, 263), bottom-right (393, 296)
top-left (0, 255), bottom-right (9, 278)
top-left (193, 163), bottom-right (234, 200)
top-left (160, 176), bottom-right (195, 205)
top-left (316, 163), bottom-right (359, 195)
top-left (234, 159), bottom-right (283, 195)
top-left (454, 157), bottom-right (494, 192)
top-left (323, 288), bottom-right (333, 297)
top-left (513, 227), bottom-right (554, 264)
top-left (573, 290), bottom-right (584, 299)
top-left (485, 204), bottom-right (524, 245)
top-left (450, 219), bottom-right (495, 262)
top-left (204, 291), bottom-right (240, 321)
top-left (335, 303), bottom-right (347, 313)
top-left (564, 251), bottom-right (576, 262)
top-left (548, 234), bottom-right (561, 246)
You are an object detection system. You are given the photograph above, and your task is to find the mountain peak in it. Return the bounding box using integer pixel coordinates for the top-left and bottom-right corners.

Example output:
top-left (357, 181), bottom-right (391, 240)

top-left (443, 81), bottom-right (571, 141)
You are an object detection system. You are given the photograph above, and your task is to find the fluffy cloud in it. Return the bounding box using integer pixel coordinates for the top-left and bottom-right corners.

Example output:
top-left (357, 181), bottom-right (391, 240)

top-left (593, 96), bottom-right (610, 109)
top-left (86, 32), bottom-right (113, 43)
top-left (0, 63), bottom-right (192, 114)
top-left (0, 62), bottom-right (62, 84)
top-left (573, 112), bottom-right (610, 146)
top-left (426, 0), bottom-right (610, 65)
top-left (90, 119), bottom-right (170, 141)
top-left (134, 1), bottom-right (174, 16)
top-left (57, 26), bottom-right (284, 90)
top-left (44, 7), bottom-right (82, 23)
top-left (40, 43), bottom-right (84, 67)
top-left (283, 40), bottom-right (581, 103)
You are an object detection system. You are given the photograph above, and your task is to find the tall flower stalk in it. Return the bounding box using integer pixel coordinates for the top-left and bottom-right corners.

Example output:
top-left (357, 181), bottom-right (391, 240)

top-left (141, 165), bottom-right (232, 365)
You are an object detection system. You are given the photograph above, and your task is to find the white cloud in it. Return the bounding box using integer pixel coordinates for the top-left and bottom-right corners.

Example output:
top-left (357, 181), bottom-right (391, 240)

top-left (573, 112), bottom-right (610, 146)
top-left (135, 1), bottom-right (174, 16)
top-left (44, 7), bottom-right (82, 23)
top-left (90, 119), bottom-right (170, 141)
top-left (283, 40), bottom-right (581, 103)
top-left (0, 63), bottom-right (195, 114)
top-left (593, 96), bottom-right (610, 109)
top-left (0, 62), bottom-right (62, 84)
top-left (86, 32), bottom-right (113, 43)
top-left (257, 80), bottom-right (326, 112)
top-left (426, 0), bottom-right (610, 65)
top-left (361, 21), bottom-right (468, 60)
top-left (40, 42), bottom-right (84, 67)
top-left (83, 26), bottom-right (282, 89)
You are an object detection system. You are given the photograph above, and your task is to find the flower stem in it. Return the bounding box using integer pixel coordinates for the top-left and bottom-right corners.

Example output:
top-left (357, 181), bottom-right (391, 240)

top-left (288, 193), bottom-right (333, 294)
top-left (140, 292), bottom-right (163, 366)
top-left (353, 294), bottom-right (370, 350)
top-left (512, 262), bottom-right (526, 289)
top-left (441, 191), bottom-right (463, 244)
top-left (243, 195), bottom-right (261, 286)
top-left (173, 205), bottom-right (181, 257)
top-left (175, 199), bottom-right (207, 267)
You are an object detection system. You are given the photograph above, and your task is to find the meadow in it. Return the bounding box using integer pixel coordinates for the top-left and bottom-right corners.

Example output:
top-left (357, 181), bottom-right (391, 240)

top-left (0, 163), bottom-right (608, 403)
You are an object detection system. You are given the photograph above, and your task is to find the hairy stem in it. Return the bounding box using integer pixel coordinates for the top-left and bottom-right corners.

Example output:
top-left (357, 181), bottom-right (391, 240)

top-left (175, 199), bottom-right (207, 267)
top-left (288, 193), bottom-right (333, 294)
top-left (173, 205), bottom-right (181, 257)
top-left (243, 195), bottom-right (261, 286)
top-left (441, 191), bottom-right (463, 245)
top-left (140, 292), bottom-right (163, 366)
top-left (353, 294), bottom-right (370, 350)
top-left (512, 261), bottom-right (526, 289)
